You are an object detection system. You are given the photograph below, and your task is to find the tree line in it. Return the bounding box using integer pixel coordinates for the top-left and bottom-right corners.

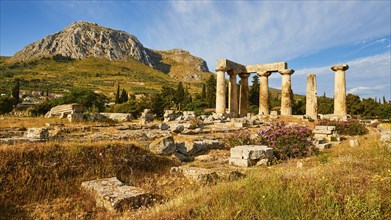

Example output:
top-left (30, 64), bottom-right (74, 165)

top-left (1, 76), bottom-right (390, 119)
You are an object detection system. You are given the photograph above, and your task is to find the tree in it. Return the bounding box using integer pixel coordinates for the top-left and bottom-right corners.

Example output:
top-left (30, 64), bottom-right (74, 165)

top-left (115, 83), bottom-right (120, 104)
top-left (11, 79), bottom-right (20, 105)
top-left (62, 88), bottom-right (108, 112)
top-left (176, 82), bottom-right (185, 109)
top-left (249, 75), bottom-right (259, 106)
top-left (0, 96), bottom-right (15, 114)
top-left (205, 75), bottom-right (216, 107)
top-left (346, 93), bottom-right (362, 117)
top-left (201, 84), bottom-right (206, 100)
top-left (361, 98), bottom-right (380, 118)
top-left (119, 89), bottom-right (128, 103)
top-left (151, 93), bottom-right (165, 118)
top-left (318, 96), bottom-right (333, 114)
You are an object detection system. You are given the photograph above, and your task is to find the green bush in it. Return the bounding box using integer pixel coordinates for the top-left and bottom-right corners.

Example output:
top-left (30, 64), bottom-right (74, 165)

top-left (224, 130), bottom-right (256, 148)
top-left (0, 96), bottom-right (15, 114)
top-left (316, 119), bottom-right (368, 136)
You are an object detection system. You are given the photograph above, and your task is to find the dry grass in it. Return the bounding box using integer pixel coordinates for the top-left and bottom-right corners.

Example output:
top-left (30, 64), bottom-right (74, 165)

top-left (0, 124), bottom-right (390, 219)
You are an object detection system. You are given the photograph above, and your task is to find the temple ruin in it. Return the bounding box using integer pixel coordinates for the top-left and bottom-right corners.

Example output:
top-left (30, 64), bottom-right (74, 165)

top-left (215, 59), bottom-right (349, 119)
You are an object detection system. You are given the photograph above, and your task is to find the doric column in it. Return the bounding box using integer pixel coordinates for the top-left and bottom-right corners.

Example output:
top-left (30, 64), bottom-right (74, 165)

top-left (215, 70), bottom-right (226, 114)
top-left (331, 64), bottom-right (349, 117)
top-left (257, 71), bottom-right (272, 115)
top-left (306, 74), bottom-right (318, 119)
top-left (279, 69), bottom-right (294, 116)
top-left (228, 71), bottom-right (239, 115)
top-left (239, 73), bottom-right (250, 117)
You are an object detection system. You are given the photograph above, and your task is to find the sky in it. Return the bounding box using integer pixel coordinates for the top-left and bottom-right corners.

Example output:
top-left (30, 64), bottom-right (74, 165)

top-left (1, 1), bottom-right (390, 100)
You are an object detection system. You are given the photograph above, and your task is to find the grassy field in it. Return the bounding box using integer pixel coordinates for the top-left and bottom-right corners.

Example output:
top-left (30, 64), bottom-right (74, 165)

top-left (0, 123), bottom-right (389, 219)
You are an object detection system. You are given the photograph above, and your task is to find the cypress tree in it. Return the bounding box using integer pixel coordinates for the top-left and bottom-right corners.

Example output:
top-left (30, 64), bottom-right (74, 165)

top-left (11, 79), bottom-right (20, 105)
top-left (201, 84), bottom-right (206, 99)
top-left (115, 83), bottom-right (120, 104)
top-left (249, 75), bottom-right (259, 106)
top-left (176, 82), bottom-right (185, 108)
top-left (206, 75), bottom-right (216, 107)
top-left (120, 89), bottom-right (128, 103)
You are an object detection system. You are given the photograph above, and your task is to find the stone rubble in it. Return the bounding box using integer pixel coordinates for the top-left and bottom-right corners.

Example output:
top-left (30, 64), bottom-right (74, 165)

top-left (229, 145), bottom-right (273, 167)
top-left (81, 177), bottom-right (159, 212)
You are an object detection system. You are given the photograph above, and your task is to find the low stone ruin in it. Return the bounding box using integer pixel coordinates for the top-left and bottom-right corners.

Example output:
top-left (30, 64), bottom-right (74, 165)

top-left (312, 126), bottom-right (339, 141)
top-left (229, 145), bottom-right (273, 167)
top-left (100, 113), bottom-right (133, 122)
top-left (81, 177), bottom-right (159, 212)
top-left (139, 109), bottom-right (154, 124)
top-left (45, 103), bottom-right (84, 118)
top-left (25, 127), bottom-right (49, 140)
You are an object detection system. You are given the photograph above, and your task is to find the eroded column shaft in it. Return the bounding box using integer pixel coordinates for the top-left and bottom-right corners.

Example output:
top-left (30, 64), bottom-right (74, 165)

top-left (306, 74), bottom-right (318, 119)
top-left (258, 72), bottom-right (270, 115)
top-left (215, 71), bottom-right (226, 114)
top-left (331, 64), bottom-right (349, 117)
top-left (280, 69), bottom-right (294, 116)
top-left (239, 73), bottom-right (250, 117)
top-left (228, 72), bottom-right (239, 114)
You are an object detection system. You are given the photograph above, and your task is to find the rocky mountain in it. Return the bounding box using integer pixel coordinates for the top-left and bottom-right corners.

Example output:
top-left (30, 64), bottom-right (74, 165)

top-left (10, 21), bottom-right (155, 67)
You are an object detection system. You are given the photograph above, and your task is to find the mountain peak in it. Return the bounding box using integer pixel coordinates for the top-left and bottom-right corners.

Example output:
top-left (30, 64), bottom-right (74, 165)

top-left (10, 21), bottom-right (155, 67)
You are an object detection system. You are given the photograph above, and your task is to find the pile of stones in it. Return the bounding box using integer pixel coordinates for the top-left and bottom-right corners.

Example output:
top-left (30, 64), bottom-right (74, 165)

top-left (229, 145), bottom-right (273, 167)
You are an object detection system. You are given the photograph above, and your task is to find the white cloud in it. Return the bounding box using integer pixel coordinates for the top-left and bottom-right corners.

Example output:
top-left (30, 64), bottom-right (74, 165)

top-left (289, 52), bottom-right (391, 100)
top-left (145, 1), bottom-right (390, 70)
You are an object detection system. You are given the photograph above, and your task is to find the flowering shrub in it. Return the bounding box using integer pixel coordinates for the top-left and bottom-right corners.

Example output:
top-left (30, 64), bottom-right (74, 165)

top-left (316, 119), bottom-right (368, 136)
top-left (257, 122), bottom-right (318, 160)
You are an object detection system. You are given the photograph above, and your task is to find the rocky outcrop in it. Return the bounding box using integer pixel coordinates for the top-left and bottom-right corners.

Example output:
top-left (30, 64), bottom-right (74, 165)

top-left (11, 21), bottom-right (155, 67)
top-left (148, 48), bottom-right (211, 83)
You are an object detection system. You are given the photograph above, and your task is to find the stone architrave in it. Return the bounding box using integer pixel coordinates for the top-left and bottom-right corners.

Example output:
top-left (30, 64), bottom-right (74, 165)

top-left (239, 72), bottom-right (250, 117)
top-left (279, 69), bottom-right (294, 115)
top-left (246, 62), bottom-right (287, 73)
top-left (228, 71), bottom-right (239, 115)
top-left (306, 74), bottom-right (318, 119)
top-left (215, 59), bottom-right (246, 115)
top-left (215, 70), bottom-right (226, 114)
top-left (331, 64), bottom-right (349, 117)
top-left (257, 71), bottom-right (272, 115)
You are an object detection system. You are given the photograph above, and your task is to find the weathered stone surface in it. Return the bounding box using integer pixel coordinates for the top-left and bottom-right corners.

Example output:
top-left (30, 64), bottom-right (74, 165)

top-left (229, 158), bottom-right (254, 167)
top-left (258, 71), bottom-right (271, 115)
top-left (185, 139), bottom-right (225, 156)
top-left (230, 145), bottom-right (273, 160)
top-left (331, 64), bottom-right (349, 117)
top-left (67, 113), bottom-right (84, 123)
top-left (140, 109), bottom-right (154, 123)
top-left (148, 136), bottom-right (176, 155)
top-left (45, 103), bottom-right (84, 118)
top-left (11, 21), bottom-right (155, 67)
top-left (170, 124), bottom-right (184, 133)
top-left (100, 113), bottom-right (132, 122)
top-left (239, 73), bottom-right (250, 117)
top-left (81, 177), bottom-right (157, 212)
top-left (163, 110), bottom-right (182, 122)
top-left (215, 59), bottom-right (246, 73)
top-left (306, 74), bottom-right (318, 119)
top-left (279, 69), bottom-right (294, 116)
top-left (246, 62), bottom-right (287, 73)
top-left (159, 122), bottom-right (170, 130)
top-left (313, 126), bottom-right (339, 141)
top-left (349, 139), bottom-right (359, 147)
top-left (228, 72), bottom-right (239, 115)
top-left (315, 143), bottom-right (332, 150)
top-left (216, 70), bottom-right (227, 114)
top-left (25, 128), bottom-right (49, 140)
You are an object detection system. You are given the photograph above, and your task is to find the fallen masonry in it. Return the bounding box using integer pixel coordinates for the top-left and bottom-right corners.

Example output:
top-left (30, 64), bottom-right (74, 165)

top-left (229, 145), bottom-right (273, 167)
top-left (81, 177), bottom-right (160, 212)
top-left (312, 126), bottom-right (339, 142)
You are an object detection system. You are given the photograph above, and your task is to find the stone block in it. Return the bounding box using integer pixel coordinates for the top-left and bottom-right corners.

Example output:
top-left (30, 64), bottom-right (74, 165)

top-left (25, 128), bottom-right (49, 140)
top-left (81, 177), bottom-right (157, 212)
top-left (67, 113), bottom-right (84, 122)
top-left (148, 136), bottom-right (176, 155)
top-left (349, 139), bottom-right (359, 147)
top-left (315, 143), bottom-right (332, 150)
top-left (230, 145), bottom-right (272, 160)
top-left (179, 167), bottom-right (219, 182)
top-left (185, 139), bottom-right (225, 156)
top-left (100, 113), bottom-right (132, 122)
top-left (228, 158), bottom-right (254, 167)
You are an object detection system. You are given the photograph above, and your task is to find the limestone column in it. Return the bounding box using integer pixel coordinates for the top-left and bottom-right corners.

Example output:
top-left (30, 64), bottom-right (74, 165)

top-left (215, 70), bottom-right (226, 114)
top-left (331, 64), bottom-right (349, 117)
top-left (239, 73), bottom-right (250, 117)
top-left (279, 69), bottom-right (294, 116)
top-left (306, 74), bottom-right (318, 119)
top-left (228, 71), bottom-right (239, 115)
top-left (258, 71), bottom-right (272, 115)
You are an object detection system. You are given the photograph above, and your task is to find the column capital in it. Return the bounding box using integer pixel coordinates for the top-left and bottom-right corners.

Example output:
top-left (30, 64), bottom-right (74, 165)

top-left (238, 72), bottom-right (250, 78)
top-left (227, 70), bottom-right (238, 77)
top-left (257, 71), bottom-right (272, 77)
top-left (331, 64), bottom-right (349, 71)
top-left (279, 69), bottom-right (295, 75)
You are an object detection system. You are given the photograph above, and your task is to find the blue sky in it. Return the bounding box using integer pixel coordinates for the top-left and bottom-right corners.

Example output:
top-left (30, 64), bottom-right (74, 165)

top-left (1, 1), bottom-right (390, 100)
